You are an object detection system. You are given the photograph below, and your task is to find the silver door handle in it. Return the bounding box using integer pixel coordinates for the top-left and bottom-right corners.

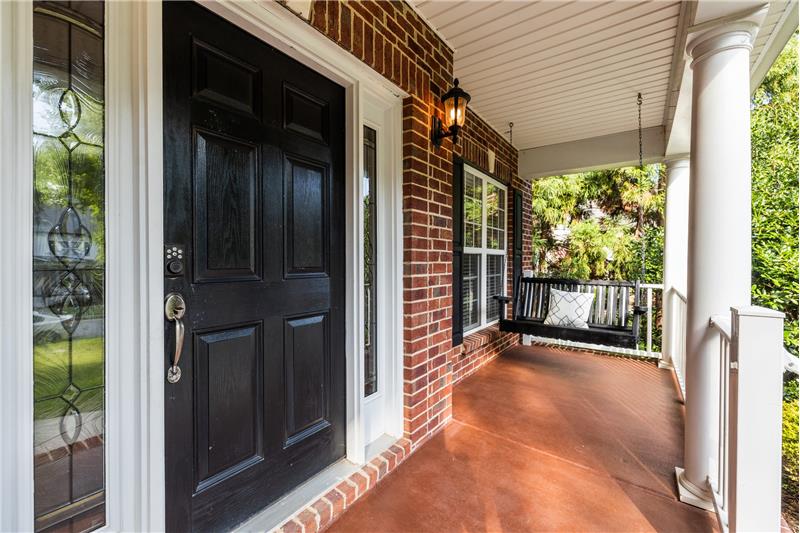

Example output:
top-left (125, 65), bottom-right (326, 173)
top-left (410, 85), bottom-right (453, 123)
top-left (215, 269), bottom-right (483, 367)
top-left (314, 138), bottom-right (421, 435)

top-left (165, 292), bottom-right (186, 384)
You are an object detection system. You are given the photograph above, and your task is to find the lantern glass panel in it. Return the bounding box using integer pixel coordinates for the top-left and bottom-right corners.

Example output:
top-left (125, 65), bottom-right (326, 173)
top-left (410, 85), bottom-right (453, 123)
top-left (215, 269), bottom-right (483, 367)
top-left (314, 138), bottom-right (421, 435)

top-left (454, 96), bottom-right (467, 127)
top-left (443, 96), bottom-right (456, 129)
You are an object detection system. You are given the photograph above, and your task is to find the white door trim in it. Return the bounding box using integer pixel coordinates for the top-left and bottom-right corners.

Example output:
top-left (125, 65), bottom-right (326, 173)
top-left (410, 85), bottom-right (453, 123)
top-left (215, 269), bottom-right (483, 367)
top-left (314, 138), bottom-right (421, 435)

top-left (0, 2), bottom-right (34, 530)
top-left (106, 2), bottom-right (165, 530)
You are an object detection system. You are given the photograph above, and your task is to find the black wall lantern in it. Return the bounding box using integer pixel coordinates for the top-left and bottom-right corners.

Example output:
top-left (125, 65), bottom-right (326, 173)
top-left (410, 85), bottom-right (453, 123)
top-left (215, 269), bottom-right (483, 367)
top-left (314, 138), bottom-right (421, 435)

top-left (432, 78), bottom-right (470, 147)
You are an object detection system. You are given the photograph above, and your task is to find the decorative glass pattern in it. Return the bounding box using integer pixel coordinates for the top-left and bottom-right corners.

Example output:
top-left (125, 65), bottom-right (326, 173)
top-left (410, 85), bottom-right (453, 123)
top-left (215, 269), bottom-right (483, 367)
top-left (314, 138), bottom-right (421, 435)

top-left (32, 2), bottom-right (106, 532)
top-left (363, 126), bottom-right (378, 397)
top-left (463, 254), bottom-right (480, 329)
top-left (486, 255), bottom-right (504, 322)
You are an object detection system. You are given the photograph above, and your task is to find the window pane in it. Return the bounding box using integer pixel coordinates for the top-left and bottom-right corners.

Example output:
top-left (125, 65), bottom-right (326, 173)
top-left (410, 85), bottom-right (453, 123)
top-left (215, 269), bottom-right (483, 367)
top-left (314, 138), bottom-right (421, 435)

top-left (32, 3), bottom-right (106, 532)
top-left (363, 126), bottom-right (378, 397)
top-left (486, 255), bottom-right (504, 322)
top-left (486, 183), bottom-right (505, 250)
top-left (464, 170), bottom-right (482, 248)
top-left (463, 254), bottom-right (480, 330)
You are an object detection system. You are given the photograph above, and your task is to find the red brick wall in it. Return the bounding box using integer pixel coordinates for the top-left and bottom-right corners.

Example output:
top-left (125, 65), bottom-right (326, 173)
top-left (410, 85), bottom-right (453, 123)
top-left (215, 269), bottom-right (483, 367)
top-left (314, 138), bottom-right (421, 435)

top-left (286, 0), bottom-right (532, 447)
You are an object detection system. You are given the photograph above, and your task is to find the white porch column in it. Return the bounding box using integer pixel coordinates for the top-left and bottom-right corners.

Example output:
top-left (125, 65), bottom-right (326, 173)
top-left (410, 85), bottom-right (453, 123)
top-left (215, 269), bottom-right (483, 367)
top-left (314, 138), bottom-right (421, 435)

top-left (660, 157), bottom-right (689, 368)
top-left (677, 13), bottom-right (764, 509)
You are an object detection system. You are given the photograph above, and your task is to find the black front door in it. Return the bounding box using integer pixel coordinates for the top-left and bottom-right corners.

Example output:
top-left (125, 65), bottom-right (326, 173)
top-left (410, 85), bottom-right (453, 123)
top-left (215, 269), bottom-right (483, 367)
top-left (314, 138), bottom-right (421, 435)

top-left (162, 3), bottom-right (346, 530)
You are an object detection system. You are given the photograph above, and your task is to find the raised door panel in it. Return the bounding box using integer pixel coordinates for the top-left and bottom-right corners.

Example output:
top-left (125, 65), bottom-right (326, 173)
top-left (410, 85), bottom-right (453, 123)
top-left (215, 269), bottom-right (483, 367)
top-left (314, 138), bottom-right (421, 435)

top-left (194, 129), bottom-right (261, 282)
top-left (283, 84), bottom-right (328, 143)
top-left (192, 39), bottom-right (260, 117)
top-left (194, 324), bottom-right (264, 491)
top-left (283, 314), bottom-right (330, 447)
top-left (284, 156), bottom-right (328, 277)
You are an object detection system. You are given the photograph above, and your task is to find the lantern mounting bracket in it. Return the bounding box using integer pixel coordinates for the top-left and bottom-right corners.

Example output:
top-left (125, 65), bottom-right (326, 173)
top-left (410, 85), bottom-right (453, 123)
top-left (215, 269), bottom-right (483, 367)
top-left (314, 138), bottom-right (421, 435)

top-left (431, 115), bottom-right (458, 147)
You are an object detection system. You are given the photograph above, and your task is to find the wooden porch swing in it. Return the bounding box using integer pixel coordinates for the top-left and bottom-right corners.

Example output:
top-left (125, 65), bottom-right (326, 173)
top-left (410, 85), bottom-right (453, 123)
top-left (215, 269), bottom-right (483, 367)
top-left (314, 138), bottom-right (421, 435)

top-left (497, 277), bottom-right (645, 349)
top-left (497, 93), bottom-right (649, 350)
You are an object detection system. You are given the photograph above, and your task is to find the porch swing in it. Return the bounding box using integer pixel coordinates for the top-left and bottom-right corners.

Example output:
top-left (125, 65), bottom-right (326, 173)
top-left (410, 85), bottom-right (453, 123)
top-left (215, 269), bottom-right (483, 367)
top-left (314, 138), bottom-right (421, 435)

top-left (497, 94), bottom-right (649, 350)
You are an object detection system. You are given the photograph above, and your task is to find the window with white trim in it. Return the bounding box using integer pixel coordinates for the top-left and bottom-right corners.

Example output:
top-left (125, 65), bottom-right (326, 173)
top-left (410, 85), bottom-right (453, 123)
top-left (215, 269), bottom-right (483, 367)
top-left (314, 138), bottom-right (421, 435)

top-left (463, 165), bottom-right (506, 332)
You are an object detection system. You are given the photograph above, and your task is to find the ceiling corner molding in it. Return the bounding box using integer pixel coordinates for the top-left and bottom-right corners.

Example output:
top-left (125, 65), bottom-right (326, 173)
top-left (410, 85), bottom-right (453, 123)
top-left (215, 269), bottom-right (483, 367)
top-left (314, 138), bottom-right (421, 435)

top-left (750, 0), bottom-right (798, 93)
top-left (405, 1), bottom-right (456, 53)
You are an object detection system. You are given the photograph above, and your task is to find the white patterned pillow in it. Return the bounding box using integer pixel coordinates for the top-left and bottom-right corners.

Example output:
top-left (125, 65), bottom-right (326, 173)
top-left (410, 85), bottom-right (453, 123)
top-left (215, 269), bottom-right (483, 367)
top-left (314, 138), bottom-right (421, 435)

top-left (543, 289), bottom-right (595, 329)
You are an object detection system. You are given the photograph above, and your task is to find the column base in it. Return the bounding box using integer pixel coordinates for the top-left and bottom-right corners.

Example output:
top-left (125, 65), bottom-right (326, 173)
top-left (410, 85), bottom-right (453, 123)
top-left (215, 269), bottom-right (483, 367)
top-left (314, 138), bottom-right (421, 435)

top-left (675, 467), bottom-right (714, 511)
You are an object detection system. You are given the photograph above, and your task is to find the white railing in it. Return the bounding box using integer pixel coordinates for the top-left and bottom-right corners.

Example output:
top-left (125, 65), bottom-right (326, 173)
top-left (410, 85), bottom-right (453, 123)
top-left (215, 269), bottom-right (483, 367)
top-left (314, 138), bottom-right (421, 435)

top-left (666, 289), bottom-right (688, 396)
top-left (708, 314), bottom-right (732, 531)
top-left (640, 283), bottom-right (662, 358)
top-left (707, 307), bottom-right (785, 533)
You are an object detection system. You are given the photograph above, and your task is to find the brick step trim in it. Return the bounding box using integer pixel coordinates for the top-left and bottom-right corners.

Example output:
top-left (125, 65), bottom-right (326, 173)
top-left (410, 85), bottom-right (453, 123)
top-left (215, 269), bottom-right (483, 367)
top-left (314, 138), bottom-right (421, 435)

top-left (275, 438), bottom-right (413, 533)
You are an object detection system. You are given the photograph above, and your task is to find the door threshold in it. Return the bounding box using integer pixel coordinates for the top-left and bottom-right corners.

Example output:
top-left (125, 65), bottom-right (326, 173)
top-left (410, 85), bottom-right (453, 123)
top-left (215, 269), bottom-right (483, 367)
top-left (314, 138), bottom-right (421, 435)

top-left (233, 459), bottom-right (360, 532)
top-left (235, 435), bottom-right (403, 532)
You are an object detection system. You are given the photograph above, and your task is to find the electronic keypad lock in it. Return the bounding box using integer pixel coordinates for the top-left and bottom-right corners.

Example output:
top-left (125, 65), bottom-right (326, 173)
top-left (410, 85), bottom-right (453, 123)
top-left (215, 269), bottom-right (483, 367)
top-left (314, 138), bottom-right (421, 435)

top-left (165, 244), bottom-right (185, 277)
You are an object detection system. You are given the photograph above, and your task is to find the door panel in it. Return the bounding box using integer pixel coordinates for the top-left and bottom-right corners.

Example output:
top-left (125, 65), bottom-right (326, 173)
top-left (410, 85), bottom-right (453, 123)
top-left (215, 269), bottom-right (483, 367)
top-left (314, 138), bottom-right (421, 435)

top-left (194, 129), bottom-right (260, 282)
top-left (284, 313), bottom-right (330, 446)
top-left (194, 324), bottom-right (263, 491)
top-left (285, 155), bottom-right (328, 276)
top-left (163, 3), bottom-right (346, 531)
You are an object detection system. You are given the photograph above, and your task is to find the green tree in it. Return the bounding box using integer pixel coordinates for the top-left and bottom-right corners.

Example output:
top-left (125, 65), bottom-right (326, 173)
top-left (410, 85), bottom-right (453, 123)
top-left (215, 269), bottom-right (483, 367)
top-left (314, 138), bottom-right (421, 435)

top-left (751, 33), bottom-right (799, 530)
top-left (530, 165), bottom-right (664, 283)
top-left (751, 33), bottom-right (799, 355)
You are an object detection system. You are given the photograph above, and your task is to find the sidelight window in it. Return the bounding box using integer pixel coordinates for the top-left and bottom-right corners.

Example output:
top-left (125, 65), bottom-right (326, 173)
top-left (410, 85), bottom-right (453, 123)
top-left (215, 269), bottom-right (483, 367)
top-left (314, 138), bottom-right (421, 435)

top-left (463, 165), bottom-right (506, 333)
top-left (32, 2), bottom-right (106, 531)
top-left (363, 126), bottom-right (378, 397)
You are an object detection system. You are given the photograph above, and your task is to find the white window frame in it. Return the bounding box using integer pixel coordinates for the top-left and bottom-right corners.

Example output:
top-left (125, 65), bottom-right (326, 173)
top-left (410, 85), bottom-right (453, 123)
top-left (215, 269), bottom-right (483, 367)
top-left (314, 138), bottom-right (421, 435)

top-left (463, 164), bottom-right (507, 334)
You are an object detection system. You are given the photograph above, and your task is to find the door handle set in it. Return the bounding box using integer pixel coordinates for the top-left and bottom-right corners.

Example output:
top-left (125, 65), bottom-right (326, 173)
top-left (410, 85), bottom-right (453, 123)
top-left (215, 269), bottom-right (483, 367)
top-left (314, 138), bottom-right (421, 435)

top-left (165, 292), bottom-right (186, 384)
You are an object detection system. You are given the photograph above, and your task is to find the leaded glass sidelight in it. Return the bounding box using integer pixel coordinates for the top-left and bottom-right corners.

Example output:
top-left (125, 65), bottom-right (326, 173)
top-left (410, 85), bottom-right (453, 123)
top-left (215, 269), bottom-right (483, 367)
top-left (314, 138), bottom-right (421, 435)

top-left (32, 2), bottom-right (106, 532)
top-left (363, 126), bottom-right (378, 397)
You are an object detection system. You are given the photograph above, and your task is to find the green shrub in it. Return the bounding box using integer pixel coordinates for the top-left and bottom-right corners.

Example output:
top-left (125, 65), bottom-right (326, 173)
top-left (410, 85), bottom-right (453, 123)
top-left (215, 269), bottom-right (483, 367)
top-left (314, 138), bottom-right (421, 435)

top-left (783, 382), bottom-right (799, 531)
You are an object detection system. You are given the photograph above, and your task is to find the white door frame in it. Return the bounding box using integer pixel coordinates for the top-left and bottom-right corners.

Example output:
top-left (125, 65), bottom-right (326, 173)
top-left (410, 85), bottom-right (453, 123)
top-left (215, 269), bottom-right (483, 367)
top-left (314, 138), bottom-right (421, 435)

top-left (0, 1), bottom-right (406, 530)
top-left (361, 93), bottom-right (405, 446)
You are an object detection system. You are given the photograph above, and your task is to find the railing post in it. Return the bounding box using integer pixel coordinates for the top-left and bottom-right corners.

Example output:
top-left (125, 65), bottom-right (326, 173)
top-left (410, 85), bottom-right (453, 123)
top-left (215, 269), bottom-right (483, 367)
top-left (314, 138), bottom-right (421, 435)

top-left (728, 306), bottom-right (784, 533)
top-left (646, 287), bottom-right (653, 356)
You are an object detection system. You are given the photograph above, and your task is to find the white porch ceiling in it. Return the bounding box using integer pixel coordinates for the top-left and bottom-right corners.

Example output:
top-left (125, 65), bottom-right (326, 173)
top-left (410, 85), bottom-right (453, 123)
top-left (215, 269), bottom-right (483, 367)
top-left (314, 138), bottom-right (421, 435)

top-left (410, 0), bottom-right (798, 162)
top-left (410, 0), bottom-right (684, 151)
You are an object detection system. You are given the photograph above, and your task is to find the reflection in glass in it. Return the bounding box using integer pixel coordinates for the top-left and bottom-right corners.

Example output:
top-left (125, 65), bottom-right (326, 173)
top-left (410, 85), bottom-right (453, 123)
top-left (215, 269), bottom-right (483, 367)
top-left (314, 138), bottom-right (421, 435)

top-left (464, 171), bottom-right (482, 248)
top-left (486, 255), bottom-right (504, 322)
top-left (463, 254), bottom-right (480, 330)
top-left (32, 2), bottom-right (106, 532)
top-left (486, 184), bottom-right (505, 250)
top-left (363, 127), bottom-right (378, 397)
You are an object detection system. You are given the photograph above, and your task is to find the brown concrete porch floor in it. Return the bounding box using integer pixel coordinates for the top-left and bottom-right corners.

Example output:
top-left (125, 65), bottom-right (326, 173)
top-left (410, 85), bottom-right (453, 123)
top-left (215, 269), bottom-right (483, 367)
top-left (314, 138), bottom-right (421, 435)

top-left (328, 345), bottom-right (719, 533)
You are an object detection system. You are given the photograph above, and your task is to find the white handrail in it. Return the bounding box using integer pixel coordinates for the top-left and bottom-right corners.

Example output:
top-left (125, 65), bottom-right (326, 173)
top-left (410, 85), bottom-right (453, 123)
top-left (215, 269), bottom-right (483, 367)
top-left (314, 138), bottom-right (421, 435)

top-left (709, 315), bottom-right (732, 341)
top-left (707, 306), bottom-right (784, 533)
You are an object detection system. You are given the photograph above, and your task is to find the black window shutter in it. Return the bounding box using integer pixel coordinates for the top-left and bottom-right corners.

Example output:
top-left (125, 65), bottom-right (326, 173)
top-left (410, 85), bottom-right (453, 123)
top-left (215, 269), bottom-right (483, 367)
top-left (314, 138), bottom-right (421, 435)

top-left (513, 189), bottom-right (523, 302)
top-left (452, 156), bottom-right (465, 346)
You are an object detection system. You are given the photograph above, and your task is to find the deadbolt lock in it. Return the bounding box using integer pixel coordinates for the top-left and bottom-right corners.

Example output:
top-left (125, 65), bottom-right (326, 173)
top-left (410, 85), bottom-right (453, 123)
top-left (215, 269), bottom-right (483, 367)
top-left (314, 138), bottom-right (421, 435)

top-left (165, 244), bottom-right (185, 277)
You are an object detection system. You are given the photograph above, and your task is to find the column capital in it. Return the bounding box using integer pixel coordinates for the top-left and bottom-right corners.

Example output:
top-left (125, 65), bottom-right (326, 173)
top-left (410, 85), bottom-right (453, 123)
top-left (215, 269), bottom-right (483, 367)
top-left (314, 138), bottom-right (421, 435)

top-left (686, 4), bottom-right (768, 66)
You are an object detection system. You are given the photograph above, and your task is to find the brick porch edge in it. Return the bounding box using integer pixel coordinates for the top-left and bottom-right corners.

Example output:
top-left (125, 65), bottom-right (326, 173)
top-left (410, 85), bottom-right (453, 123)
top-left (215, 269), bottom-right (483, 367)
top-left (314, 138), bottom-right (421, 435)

top-left (275, 438), bottom-right (413, 533)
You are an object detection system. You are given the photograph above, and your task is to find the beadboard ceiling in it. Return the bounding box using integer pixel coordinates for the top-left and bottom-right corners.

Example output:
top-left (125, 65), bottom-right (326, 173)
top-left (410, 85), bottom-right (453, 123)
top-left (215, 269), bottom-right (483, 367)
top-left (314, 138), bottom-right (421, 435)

top-left (409, 0), bottom-right (796, 152)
